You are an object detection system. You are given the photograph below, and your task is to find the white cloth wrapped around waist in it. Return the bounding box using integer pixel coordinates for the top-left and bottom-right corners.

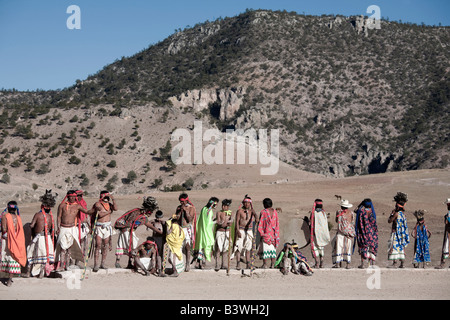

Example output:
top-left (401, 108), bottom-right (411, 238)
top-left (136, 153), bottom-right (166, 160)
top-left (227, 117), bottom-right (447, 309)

top-left (96, 221), bottom-right (112, 228)
top-left (94, 221), bottom-right (115, 239)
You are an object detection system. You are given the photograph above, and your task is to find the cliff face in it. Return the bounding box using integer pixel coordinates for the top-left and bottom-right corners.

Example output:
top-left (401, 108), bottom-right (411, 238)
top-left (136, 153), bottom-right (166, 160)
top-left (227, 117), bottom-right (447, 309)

top-left (168, 87), bottom-right (246, 121)
top-left (0, 9), bottom-right (449, 187)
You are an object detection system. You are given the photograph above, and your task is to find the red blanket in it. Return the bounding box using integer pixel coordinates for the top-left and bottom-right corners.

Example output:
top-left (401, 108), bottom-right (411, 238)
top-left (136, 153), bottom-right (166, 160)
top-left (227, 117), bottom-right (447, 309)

top-left (4, 213), bottom-right (27, 267)
top-left (258, 208), bottom-right (280, 247)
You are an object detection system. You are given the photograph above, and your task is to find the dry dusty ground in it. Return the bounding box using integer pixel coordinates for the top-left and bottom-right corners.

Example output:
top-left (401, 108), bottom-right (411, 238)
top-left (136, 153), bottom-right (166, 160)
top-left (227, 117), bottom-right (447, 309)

top-left (1, 168), bottom-right (450, 301)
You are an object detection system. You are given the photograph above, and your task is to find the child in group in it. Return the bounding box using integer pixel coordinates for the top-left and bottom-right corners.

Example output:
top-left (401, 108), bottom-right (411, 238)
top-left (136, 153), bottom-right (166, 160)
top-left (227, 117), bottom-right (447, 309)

top-left (411, 210), bottom-right (432, 268)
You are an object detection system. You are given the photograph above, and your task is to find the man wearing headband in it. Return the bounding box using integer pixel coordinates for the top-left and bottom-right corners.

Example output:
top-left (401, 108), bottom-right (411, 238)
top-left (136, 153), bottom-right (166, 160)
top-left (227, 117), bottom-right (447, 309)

top-left (275, 241), bottom-right (313, 276)
top-left (131, 236), bottom-right (158, 276)
top-left (436, 199), bottom-right (450, 269)
top-left (55, 190), bottom-right (92, 271)
top-left (1, 201), bottom-right (26, 286)
top-left (214, 199), bottom-right (233, 271)
top-left (354, 198), bottom-right (378, 268)
top-left (258, 198), bottom-right (280, 269)
top-left (387, 192), bottom-right (410, 268)
top-left (234, 195), bottom-right (257, 270)
top-left (194, 197), bottom-right (219, 269)
top-left (115, 196), bottom-right (159, 269)
top-left (174, 193), bottom-right (196, 272)
top-left (90, 191), bottom-right (117, 272)
top-left (26, 190), bottom-right (57, 278)
top-left (309, 199), bottom-right (330, 268)
top-left (75, 190), bottom-right (90, 259)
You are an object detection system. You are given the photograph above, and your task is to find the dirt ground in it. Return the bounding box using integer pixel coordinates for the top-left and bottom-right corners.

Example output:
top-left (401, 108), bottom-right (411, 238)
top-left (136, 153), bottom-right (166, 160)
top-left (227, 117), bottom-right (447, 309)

top-left (1, 168), bottom-right (450, 301)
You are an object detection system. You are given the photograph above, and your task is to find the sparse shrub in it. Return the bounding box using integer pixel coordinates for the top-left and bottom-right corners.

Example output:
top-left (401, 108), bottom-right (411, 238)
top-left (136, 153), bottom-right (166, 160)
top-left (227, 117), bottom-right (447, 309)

top-left (68, 156), bottom-right (81, 165)
top-left (0, 173), bottom-right (10, 184)
top-left (107, 160), bottom-right (117, 168)
top-left (97, 169), bottom-right (109, 181)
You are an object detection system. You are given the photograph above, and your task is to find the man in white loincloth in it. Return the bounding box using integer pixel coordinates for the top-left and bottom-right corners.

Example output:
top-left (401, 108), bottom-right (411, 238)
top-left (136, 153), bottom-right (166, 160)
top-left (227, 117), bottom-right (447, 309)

top-left (214, 199), bottom-right (233, 271)
top-left (233, 196), bottom-right (257, 270)
top-left (26, 190), bottom-right (57, 278)
top-left (90, 191), bottom-right (118, 272)
top-left (174, 193), bottom-right (196, 272)
top-left (131, 237), bottom-right (158, 276)
top-left (55, 190), bottom-right (91, 271)
top-left (114, 196), bottom-right (160, 269)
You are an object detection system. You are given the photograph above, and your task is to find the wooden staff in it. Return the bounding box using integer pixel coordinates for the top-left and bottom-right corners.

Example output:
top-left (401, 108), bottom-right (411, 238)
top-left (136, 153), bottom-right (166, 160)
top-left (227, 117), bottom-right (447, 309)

top-left (161, 243), bottom-right (169, 276)
top-left (250, 219), bottom-right (257, 276)
top-left (81, 212), bottom-right (99, 281)
top-left (227, 225), bottom-right (232, 276)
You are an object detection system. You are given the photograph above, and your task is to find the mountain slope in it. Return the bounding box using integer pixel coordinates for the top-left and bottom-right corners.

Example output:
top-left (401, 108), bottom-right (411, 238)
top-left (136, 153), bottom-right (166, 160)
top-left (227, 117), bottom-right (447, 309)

top-left (0, 9), bottom-right (449, 198)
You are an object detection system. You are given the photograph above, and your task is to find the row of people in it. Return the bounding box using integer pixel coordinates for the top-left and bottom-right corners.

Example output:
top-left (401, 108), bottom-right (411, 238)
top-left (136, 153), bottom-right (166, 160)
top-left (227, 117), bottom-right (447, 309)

top-left (1, 190), bottom-right (449, 286)
top-left (313, 193), bottom-right (449, 270)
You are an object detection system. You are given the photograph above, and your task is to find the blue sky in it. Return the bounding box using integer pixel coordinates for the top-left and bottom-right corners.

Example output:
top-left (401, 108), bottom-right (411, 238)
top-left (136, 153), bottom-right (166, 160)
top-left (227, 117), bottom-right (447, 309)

top-left (0, 0), bottom-right (448, 91)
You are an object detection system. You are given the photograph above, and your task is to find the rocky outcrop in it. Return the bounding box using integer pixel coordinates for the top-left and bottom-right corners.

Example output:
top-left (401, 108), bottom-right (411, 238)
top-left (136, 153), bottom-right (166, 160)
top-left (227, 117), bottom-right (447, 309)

top-left (328, 16), bottom-right (343, 29)
top-left (234, 105), bottom-right (269, 129)
top-left (351, 149), bottom-right (397, 175)
top-left (167, 23), bottom-right (221, 55)
top-left (168, 87), bottom-right (246, 121)
top-left (350, 15), bottom-right (371, 37)
top-left (325, 143), bottom-right (400, 178)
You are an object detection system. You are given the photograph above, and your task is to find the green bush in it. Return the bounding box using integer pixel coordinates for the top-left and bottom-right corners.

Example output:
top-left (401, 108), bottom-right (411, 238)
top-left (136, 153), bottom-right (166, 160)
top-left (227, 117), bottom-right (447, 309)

top-left (68, 156), bottom-right (81, 165)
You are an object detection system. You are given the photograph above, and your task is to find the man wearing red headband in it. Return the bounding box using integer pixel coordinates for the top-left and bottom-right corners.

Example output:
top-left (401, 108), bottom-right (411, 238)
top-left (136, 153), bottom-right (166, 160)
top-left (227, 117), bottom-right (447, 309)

top-left (174, 193), bottom-right (196, 272)
top-left (75, 190), bottom-right (90, 259)
top-left (55, 190), bottom-right (92, 271)
top-left (131, 237), bottom-right (158, 276)
top-left (234, 195), bottom-right (257, 270)
top-left (90, 191), bottom-right (117, 272)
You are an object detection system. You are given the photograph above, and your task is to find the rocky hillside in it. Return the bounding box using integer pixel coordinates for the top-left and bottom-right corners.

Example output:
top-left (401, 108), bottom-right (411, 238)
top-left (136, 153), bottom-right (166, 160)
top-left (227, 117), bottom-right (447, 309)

top-left (0, 9), bottom-right (449, 199)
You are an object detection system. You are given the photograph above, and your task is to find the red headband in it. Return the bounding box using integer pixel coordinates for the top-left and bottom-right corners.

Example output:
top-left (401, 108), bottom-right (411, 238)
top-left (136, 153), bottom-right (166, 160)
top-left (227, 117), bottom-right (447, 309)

top-left (238, 196), bottom-right (253, 211)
